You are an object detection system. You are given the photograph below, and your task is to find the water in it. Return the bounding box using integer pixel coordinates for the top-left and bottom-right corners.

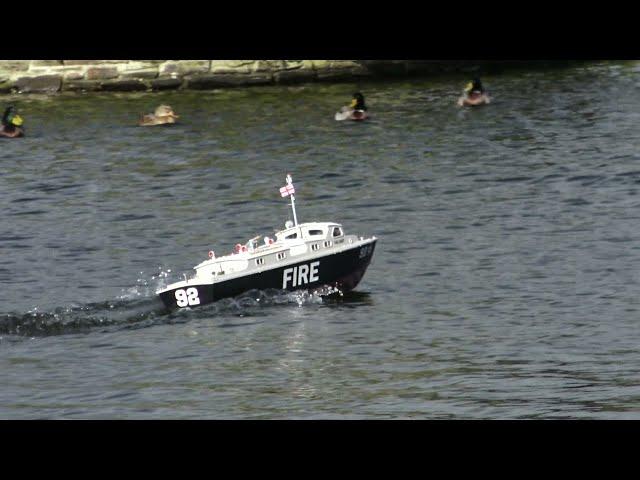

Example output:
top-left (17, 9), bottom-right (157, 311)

top-left (1, 61), bottom-right (639, 419)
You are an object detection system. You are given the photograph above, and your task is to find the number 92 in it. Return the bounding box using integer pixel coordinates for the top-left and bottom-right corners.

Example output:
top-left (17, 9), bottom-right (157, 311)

top-left (175, 287), bottom-right (200, 307)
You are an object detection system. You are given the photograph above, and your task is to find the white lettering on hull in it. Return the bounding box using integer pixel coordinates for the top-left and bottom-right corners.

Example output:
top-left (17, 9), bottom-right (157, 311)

top-left (175, 287), bottom-right (200, 307)
top-left (283, 261), bottom-right (320, 289)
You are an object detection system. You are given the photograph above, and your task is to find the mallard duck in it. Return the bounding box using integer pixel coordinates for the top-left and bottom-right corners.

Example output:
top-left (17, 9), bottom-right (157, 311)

top-left (335, 92), bottom-right (369, 121)
top-left (457, 78), bottom-right (490, 107)
top-left (139, 105), bottom-right (180, 126)
top-left (0, 106), bottom-right (24, 138)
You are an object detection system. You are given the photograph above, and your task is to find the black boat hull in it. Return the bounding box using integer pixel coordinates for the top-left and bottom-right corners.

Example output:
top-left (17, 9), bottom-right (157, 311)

top-left (159, 240), bottom-right (376, 310)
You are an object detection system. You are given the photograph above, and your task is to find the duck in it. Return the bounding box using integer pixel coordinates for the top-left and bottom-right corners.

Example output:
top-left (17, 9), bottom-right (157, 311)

top-left (457, 78), bottom-right (490, 107)
top-left (335, 92), bottom-right (369, 121)
top-left (139, 105), bottom-right (180, 126)
top-left (0, 106), bottom-right (25, 138)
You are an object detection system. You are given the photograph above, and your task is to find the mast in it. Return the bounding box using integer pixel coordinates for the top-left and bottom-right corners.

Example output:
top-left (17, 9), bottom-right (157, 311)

top-left (286, 173), bottom-right (299, 226)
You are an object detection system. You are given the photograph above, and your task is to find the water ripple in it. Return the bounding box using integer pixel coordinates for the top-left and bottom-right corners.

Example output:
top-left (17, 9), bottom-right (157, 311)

top-left (1, 62), bottom-right (640, 419)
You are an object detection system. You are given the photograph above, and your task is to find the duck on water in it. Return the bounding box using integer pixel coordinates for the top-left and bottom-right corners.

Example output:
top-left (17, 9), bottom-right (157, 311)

top-left (139, 105), bottom-right (180, 126)
top-left (335, 92), bottom-right (369, 121)
top-left (0, 106), bottom-right (24, 138)
top-left (156, 174), bottom-right (377, 310)
top-left (457, 78), bottom-right (490, 107)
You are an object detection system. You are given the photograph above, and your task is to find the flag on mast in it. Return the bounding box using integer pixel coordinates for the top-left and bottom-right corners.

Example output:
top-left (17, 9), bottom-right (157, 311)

top-left (279, 176), bottom-right (295, 197)
top-left (279, 184), bottom-right (295, 197)
top-left (279, 173), bottom-right (298, 226)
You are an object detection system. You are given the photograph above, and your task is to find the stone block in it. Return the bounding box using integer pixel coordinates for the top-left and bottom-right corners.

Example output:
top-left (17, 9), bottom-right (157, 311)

top-left (86, 67), bottom-right (119, 80)
top-left (121, 61), bottom-right (159, 70)
top-left (274, 68), bottom-right (317, 84)
top-left (281, 60), bottom-right (305, 70)
top-left (64, 60), bottom-right (127, 65)
top-left (16, 75), bottom-right (62, 93)
top-left (30, 60), bottom-right (63, 67)
top-left (99, 79), bottom-right (149, 91)
top-left (314, 60), bottom-right (368, 72)
top-left (27, 65), bottom-right (84, 76)
top-left (119, 61), bottom-right (160, 76)
top-left (0, 79), bottom-right (16, 93)
top-left (159, 62), bottom-right (178, 74)
top-left (315, 60), bottom-right (371, 80)
top-left (62, 80), bottom-right (103, 92)
top-left (308, 60), bottom-right (330, 70)
top-left (209, 60), bottom-right (255, 74)
top-left (160, 60), bottom-right (210, 76)
top-left (151, 77), bottom-right (183, 90)
top-left (63, 71), bottom-right (85, 81)
top-left (0, 60), bottom-right (30, 70)
top-left (185, 72), bottom-right (273, 89)
top-left (120, 68), bottom-right (159, 79)
top-left (280, 60), bottom-right (316, 71)
top-left (252, 60), bottom-right (285, 72)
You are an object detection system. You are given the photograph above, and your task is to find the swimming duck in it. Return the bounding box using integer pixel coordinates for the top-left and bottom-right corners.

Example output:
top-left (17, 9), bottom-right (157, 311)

top-left (139, 105), bottom-right (180, 126)
top-left (457, 78), bottom-right (490, 106)
top-left (335, 92), bottom-right (369, 121)
top-left (0, 106), bottom-right (24, 138)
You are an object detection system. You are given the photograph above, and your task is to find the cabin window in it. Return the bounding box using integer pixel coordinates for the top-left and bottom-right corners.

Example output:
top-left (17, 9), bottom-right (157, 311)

top-left (255, 258), bottom-right (265, 265)
top-left (311, 243), bottom-right (320, 251)
top-left (277, 252), bottom-right (286, 260)
top-left (308, 230), bottom-right (323, 236)
top-left (324, 240), bottom-right (332, 248)
top-left (285, 233), bottom-right (298, 239)
top-left (332, 227), bottom-right (343, 237)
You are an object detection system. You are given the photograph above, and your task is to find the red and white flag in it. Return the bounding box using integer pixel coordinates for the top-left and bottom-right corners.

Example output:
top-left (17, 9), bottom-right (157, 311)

top-left (279, 183), bottom-right (295, 197)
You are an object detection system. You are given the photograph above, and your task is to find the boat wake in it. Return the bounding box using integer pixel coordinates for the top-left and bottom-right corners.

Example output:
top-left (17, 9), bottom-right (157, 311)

top-left (0, 272), bottom-right (345, 338)
top-left (0, 297), bottom-right (166, 338)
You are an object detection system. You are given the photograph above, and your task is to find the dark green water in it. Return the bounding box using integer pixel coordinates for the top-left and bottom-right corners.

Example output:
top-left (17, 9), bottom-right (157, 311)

top-left (1, 61), bottom-right (639, 418)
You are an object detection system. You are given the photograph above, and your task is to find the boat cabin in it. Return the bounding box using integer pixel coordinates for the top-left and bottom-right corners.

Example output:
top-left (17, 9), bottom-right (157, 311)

top-left (192, 222), bottom-right (347, 279)
top-left (275, 222), bottom-right (344, 243)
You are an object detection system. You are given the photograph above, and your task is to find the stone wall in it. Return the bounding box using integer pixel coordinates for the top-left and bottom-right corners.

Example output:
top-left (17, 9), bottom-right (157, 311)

top-left (0, 60), bottom-right (373, 94)
top-left (0, 60), bottom-right (579, 94)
